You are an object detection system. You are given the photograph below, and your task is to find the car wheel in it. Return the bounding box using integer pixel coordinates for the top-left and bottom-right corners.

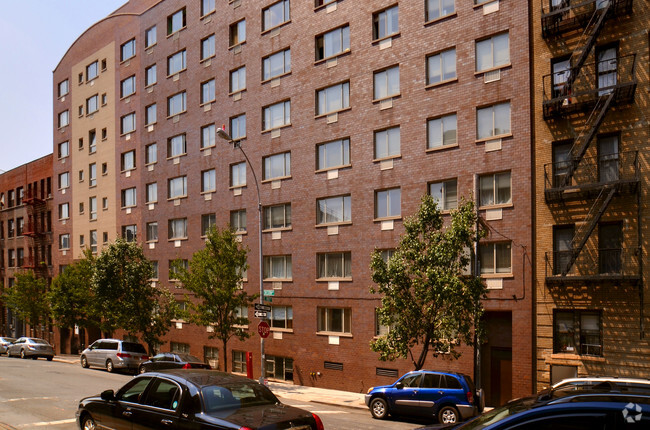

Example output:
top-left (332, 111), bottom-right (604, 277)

top-left (139, 365), bottom-right (146, 374)
top-left (20, 349), bottom-right (26, 359)
top-left (438, 406), bottom-right (459, 425)
top-left (47, 356), bottom-right (53, 361)
top-left (106, 359), bottom-right (114, 373)
top-left (370, 397), bottom-right (389, 420)
top-left (81, 414), bottom-right (96, 430)
top-left (32, 356), bottom-right (38, 360)
top-left (81, 355), bottom-right (89, 368)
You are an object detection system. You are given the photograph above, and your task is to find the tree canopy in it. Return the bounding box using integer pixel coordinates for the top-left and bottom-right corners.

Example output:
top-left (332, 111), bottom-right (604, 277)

top-left (3, 271), bottom-right (50, 337)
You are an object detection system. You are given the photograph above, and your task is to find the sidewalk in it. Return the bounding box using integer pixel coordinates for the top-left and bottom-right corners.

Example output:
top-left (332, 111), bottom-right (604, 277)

top-left (54, 355), bottom-right (367, 410)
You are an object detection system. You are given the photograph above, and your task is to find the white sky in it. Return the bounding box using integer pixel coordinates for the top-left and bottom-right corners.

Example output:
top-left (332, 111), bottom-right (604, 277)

top-left (0, 1), bottom-right (127, 173)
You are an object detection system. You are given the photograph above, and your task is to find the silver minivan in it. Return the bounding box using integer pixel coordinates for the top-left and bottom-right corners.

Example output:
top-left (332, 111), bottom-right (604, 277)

top-left (80, 339), bottom-right (148, 373)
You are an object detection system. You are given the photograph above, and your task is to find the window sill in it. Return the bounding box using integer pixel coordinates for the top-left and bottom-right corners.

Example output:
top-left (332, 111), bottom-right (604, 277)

top-left (425, 78), bottom-right (458, 89)
top-left (119, 57), bottom-right (136, 65)
top-left (200, 55), bottom-right (216, 64)
top-left (314, 0), bottom-right (338, 12)
top-left (145, 122), bottom-right (157, 128)
top-left (86, 109), bottom-right (100, 116)
top-left (475, 133), bottom-right (512, 144)
top-left (263, 278), bottom-right (292, 283)
top-left (200, 144), bottom-right (216, 152)
top-left (228, 41), bottom-right (246, 51)
top-left (373, 155), bottom-right (401, 163)
top-left (261, 176), bottom-right (291, 184)
top-left (426, 143), bottom-right (459, 153)
top-left (200, 10), bottom-right (216, 20)
top-left (316, 221), bottom-right (352, 228)
top-left (372, 95), bottom-right (401, 104)
top-left (480, 273), bottom-right (514, 279)
top-left (479, 202), bottom-right (513, 211)
top-left (120, 131), bottom-right (136, 137)
top-left (166, 69), bottom-right (187, 80)
top-left (262, 227), bottom-right (292, 233)
top-left (261, 20), bottom-right (291, 36)
top-left (229, 185), bottom-right (247, 191)
top-left (261, 71), bottom-right (291, 84)
top-left (228, 89), bottom-right (246, 98)
top-left (166, 155), bottom-right (187, 161)
top-left (474, 63), bottom-right (512, 76)
top-left (200, 190), bottom-right (216, 196)
top-left (166, 111), bottom-right (187, 120)
top-left (120, 169), bottom-right (136, 174)
top-left (314, 49), bottom-right (351, 65)
top-left (270, 327), bottom-right (294, 333)
top-left (315, 107), bottom-right (351, 120)
top-left (316, 331), bottom-right (352, 338)
top-left (424, 12), bottom-right (457, 26)
top-left (119, 94), bottom-right (135, 101)
top-left (200, 100), bottom-right (216, 107)
top-left (121, 206), bottom-right (136, 211)
top-left (168, 237), bottom-right (188, 242)
top-left (374, 216), bottom-right (401, 222)
top-left (144, 83), bottom-right (156, 90)
top-left (166, 27), bottom-right (187, 39)
top-left (315, 164), bottom-right (351, 174)
top-left (261, 124), bottom-right (292, 135)
top-left (166, 196), bottom-right (187, 202)
top-left (549, 353), bottom-right (605, 363)
top-left (316, 277), bottom-right (352, 282)
top-left (372, 32), bottom-right (400, 45)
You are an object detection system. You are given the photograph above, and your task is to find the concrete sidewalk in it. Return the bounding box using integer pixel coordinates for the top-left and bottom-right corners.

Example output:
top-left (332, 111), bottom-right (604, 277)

top-left (54, 355), bottom-right (367, 410)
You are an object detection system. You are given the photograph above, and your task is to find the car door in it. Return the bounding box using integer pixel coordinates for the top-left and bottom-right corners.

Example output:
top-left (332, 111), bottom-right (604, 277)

top-left (9, 338), bottom-right (24, 356)
top-left (417, 372), bottom-right (445, 416)
top-left (97, 376), bottom-right (154, 430)
top-left (86, 341), bottom-right (101, 367)
top-left (130, 377), bottom-right (183, 430)
top-left (388, 372), bottom-right (424, 416)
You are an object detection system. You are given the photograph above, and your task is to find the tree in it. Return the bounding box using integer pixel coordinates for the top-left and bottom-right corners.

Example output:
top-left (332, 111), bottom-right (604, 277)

top-left (174, 226), bottom-right (255, 372)
top-left (370, 195), bottom-right (487, 370)
top-left (3, 271), bottom-right (50, 338)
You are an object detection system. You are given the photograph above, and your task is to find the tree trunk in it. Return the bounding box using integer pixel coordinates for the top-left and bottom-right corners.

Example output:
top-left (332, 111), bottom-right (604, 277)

top-left (222, 338), bottom-right (228, 372)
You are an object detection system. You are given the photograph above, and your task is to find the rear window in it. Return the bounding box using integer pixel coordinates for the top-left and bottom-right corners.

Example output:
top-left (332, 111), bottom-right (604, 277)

top-left (122, 342), bottom-right (147, 353)
top-left (32, 339), bottom-right (49, 345)
top-left (177, 353), bottom-right (201, 362)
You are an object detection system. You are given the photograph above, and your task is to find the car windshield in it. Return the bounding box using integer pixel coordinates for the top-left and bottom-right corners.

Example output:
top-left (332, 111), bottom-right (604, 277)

top-left (122, 342), bottom-right (146, 353)
top-left (176, 353), bottom-right (201, 362)
top-left (456, 397), bottom-right (538, 429)
top-left (31, 339), bottom-right (49, 345)
top-left (202, 382), bottom-right (278, 414)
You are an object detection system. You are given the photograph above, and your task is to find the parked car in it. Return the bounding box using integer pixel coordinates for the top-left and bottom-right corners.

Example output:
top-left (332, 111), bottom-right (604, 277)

top-left (365, 370), bottom-right (483, 424)
top-left (0, 337), bottom-right (16, 355)
top-left (139, 352), bottom-right (211, 374)
top-left (76, 369), bottom-right (324, 430)
top-left (6, 337), bottom-right (54, 360)
top-left (80, 339), bottom-right (148, 373)
top-left (537, 376), bottom-right (650, 400)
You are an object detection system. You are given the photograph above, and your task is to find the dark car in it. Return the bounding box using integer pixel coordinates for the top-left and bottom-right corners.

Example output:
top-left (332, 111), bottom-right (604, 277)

top-left (76, 369), bottom-right (324, 430)
top-left (139, 352), bottom-right (211, 374)
top-left (6, 337), bottom-right (55, 360)
top-left (365, 370), bottom-right (483, 424)
top-left (0, 336), bottom-right (16, 355)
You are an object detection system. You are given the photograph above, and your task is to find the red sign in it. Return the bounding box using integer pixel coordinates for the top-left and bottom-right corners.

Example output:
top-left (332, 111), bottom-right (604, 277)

top-left (257, 321), bottom-right (270, 338)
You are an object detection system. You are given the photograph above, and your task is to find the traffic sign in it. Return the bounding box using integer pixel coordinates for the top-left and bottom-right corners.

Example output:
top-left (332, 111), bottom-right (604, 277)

top-left (264, 296), bottom-right (273, 303)
top-left (263, 290), bottom-right (275, 296)
top-left (254, 311), bottom-right (268, 318)
top-left (258, 321), bottom-right (270, 338)
top-left (255, 303), bottom-right (271, 312)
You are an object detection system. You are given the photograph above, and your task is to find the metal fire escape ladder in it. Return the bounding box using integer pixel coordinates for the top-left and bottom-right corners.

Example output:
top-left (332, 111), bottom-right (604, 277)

top-left (561, 185), bottom-right (617, 276)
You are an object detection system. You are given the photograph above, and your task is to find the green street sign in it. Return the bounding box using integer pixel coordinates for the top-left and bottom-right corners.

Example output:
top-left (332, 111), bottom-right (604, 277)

top-left (263, 290), bottom-right (275, 296)
top-left (264, 296), bottom-right (273, 303)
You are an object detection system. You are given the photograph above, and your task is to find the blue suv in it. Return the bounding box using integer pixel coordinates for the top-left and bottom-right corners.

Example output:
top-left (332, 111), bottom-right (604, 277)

top-left (365, 370), bottom-right (483, 424)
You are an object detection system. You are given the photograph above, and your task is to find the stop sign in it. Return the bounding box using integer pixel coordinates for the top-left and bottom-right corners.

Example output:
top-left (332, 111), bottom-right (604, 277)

top-left (257, 321), bottom-right (270, 338)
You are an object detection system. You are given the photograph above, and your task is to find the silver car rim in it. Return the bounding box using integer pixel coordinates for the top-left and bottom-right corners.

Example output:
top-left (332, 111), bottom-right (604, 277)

top-left (441, 409), bottom-right (457, 424)
top-left (83, 417), bottom-right (95, 430)
top-left (106, 360), bottom-right (113, 372)
top-left (372, 400), bottom-right (385, 417)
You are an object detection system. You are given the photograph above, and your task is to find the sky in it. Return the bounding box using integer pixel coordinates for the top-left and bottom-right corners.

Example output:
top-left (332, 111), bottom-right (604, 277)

top-left (0, 1), bottom-right (127, 173)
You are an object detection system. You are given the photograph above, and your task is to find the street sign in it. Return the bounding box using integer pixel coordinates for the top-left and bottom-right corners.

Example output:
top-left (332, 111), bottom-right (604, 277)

top-left (255, 303), bottom-right (271, 312)
top-left (263, 290), bottom-right (275, 296)
top-left (258, 321), bottom-right (270, 338)
top-left (254, 311), bottom-right (268, 318)
top-left (264, 297), bottom-right (273, 303)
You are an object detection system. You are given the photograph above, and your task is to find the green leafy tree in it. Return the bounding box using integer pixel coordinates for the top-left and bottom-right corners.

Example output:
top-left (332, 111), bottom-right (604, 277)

top-left (174, 226), bottom-right (255, 372)
top-left (3, 271), bottom-right (50, 338)
top-left (370, 195), bottom-right (487, 370)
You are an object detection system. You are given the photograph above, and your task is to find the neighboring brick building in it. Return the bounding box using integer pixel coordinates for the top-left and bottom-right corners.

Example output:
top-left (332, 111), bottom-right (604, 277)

top-left (533, 0), bottom-right (650, 388)
top-left (52, 0), bottom-right (533, 402)
top-left (0, 155), bottom-right (54, 340)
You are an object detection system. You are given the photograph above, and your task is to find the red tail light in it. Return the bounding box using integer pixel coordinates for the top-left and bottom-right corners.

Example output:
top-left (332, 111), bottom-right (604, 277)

top-left (116, 353), bottom-right (131, 358)
top-left (182, 363), bottom-right (193, 369)
top-left (141, 355), bottom-right (149, 360)
top-left (312, 413), bottom-right (324, 430)
top-left (239, 427), bottom-right (253, 430)
top-left (467, 390), bottom-right (474, 404)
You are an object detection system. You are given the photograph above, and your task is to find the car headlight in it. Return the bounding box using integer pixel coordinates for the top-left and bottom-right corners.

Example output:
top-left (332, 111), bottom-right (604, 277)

top-left (367, 387), bottom-right (374, 394)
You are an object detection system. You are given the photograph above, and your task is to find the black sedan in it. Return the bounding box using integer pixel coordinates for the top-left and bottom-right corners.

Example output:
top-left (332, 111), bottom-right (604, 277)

top-left (76, 369), bottom-right (324, 430)
top-left (138, 352), bottom-right (211, 374)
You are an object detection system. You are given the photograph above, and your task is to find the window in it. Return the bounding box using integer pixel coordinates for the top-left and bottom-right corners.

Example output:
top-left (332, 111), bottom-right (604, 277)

top-left (264, 204), bottom-right (291, 230)
top-left (265, 355), bottom-right (294, 381)
top-left (230, 210), bottom-right (247, 233)
top-left (374, 127), bottom-right (400, 159)
top-left (146, 182), bottom-right (158, 204)
top-left (120, 75), bottom-right (136, 98)
top-left (233, 351), bottom-right (247, 373)
top-left (317, 138), bottom-right (350, 171)
top-left (479, 242), bottom-right (511, 274)
top-left (58, 79), bottom-right (69, 97)
top-left (317, 195), bottom-right (351, 225)
top-left (373, 5), bottom-right (399, 40)
top-left (121, 187), bottom-right (137, 208)
top-left (89, 197), bottom-right (97, 220)
top-left (145, 104), bottom-right (157, 125)
top-left (426, 0), bottom-right (455, 21)
top-left (551, 57), bottom-right (571, 98)
top-left (167, 92), bottom-right (186, 116)
top-left (58, 141), bottom-right (69, 159)
top-left (58, 110), bottom-right (69, 128)
top-left (145, 25), bottom-right (157, 48)
top-left (168, 50), bottom-right (187, 75)
top-left (263, 0), bottom-right (290, 31)
top-left (316, 25), bottom-right (350, 61)
top-left (318, 307), bottom-right (351, 333)
top-left (58, 172), bottom-right (70, 189)
top-left (230, 114), bottom-right (246, 140)
top-left (598, 134), bottom-right (620, 183)
top-left (168, 218), bottom-right (188, 240)
top-left (201, 35), bottom-right (216, 62)
top-left (102, 197), bottom-right (108, 210)
top-left (167, 8), bottom-right (186, 35)
top-left (263, 49), bottom-right (291, 80)
top-left (201, 124), bottom-right (215, 149)
top-left (427, 48), bottom-right (456, 85)
top-left (479, 172), bottom-right (511, 206)
top-left (317, 252), bottom-right (351, 279)
top-left (317, 82), bottom-right (349, 115)
top-left (121, 39), bottom-right (136, 61)
top-left (477, 102), bottom-right (510, 140)
top-left (121, 112), bottom-right (136, 134)
top-left (86, 94), bottom-right (99, 114)
top-left (476, 32), bottom-right (509, 72)
top-left (429, 180), bottom-right (458, 210)
top-left (59, 234), bottom-right (70, 250)
top-left (231, 163), bottom-right (246, 187)
top-left (599, 222), bottom-right (622, 274)
top-left (121, 150), bottom-right (136, 171)
top-left (7, 219), bottom-right (14, 238)
top-left (122, 225), bottom-right (137, 242)
top-left (229, 20), bottom-right (246, 46)
top-left (230, 67), bottom-right (246, 93)
top-left (86, 61), bottom-right (99, 80)
top-left (554, 310), bottom-right (602, 356)
top-left (168, 176), bottom-right (187, 199)
top-left (201, 0), bottom-right (215, 16)
top-left (263, 152), bottom-right (291, 180)
top-left (169, 260), bottom-right (188, 281)
top-left (428, 113), bottom-right (457, 149)
top-left (201, 79), bottom-right (215, 104)
top-left (90, 230), bottom-right (97, 253)
top-left (263, 255), bottom-right (292, 280)
top-left (202, 169), bottom-right (216, 193)
top-left (89, 163), bottom-right (97, 186)
top-left (270, 306), bottom-right (293, 329)
top-left (167, 134), bottom-right (186, 158)
top-left (263, 100), bottom-right (291, 130)
top-left (201, 214), bottom-right (216, 236)
top-left (8, 249), bottom-right (15, 267)
top-left (374, 66), bottom-right (400, 100)
top-left (89, 130), bottom-right (97, 153)
top-left (146, 143), bottom-right (157, 165)
top-left (101, 94), bottom-right (107, 105)
top-left (375, 188), bottom-right (401, 219)
top-left (597, 45), bottom-right (618, 96)
top-left (59, 203), bottom-right (69, 220)
top-left (79, 105), bottom-right (84, 117)
top-left (145, 64), bottom-right (157, 86)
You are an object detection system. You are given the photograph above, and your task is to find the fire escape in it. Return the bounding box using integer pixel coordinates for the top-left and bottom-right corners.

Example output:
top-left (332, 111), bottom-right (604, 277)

top-left (22, 187), bottom-right (49, 276)
top-left (541, 0), bottom-right (638, 284)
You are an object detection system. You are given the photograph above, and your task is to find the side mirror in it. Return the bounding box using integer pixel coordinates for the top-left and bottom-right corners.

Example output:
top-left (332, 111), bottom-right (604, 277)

top-left (101, 390), bottom-right (116, 401)
top-left (395, 382), bottom-right (404, 390)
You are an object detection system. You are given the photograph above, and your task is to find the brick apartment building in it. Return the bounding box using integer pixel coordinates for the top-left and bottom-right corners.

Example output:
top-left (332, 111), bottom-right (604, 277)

top-left (533, 0), bottom-right (650, 388)
top-left (0, 155), bottom-right (54, 340)
top-left (52, 0), bottom-right (533, 402)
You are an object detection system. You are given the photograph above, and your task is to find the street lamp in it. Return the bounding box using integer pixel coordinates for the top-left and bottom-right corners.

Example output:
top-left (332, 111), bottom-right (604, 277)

top-left (217, 128), bottom-right (266, 384)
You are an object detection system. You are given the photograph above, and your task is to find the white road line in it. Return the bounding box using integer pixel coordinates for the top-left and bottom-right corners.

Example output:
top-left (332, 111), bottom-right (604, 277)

top-left (310, 410), bottom-right (347, 414)
top-left (17, 419), bottom-right (76, 428)
top-left (1, 397), bottom-right (58, 403)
